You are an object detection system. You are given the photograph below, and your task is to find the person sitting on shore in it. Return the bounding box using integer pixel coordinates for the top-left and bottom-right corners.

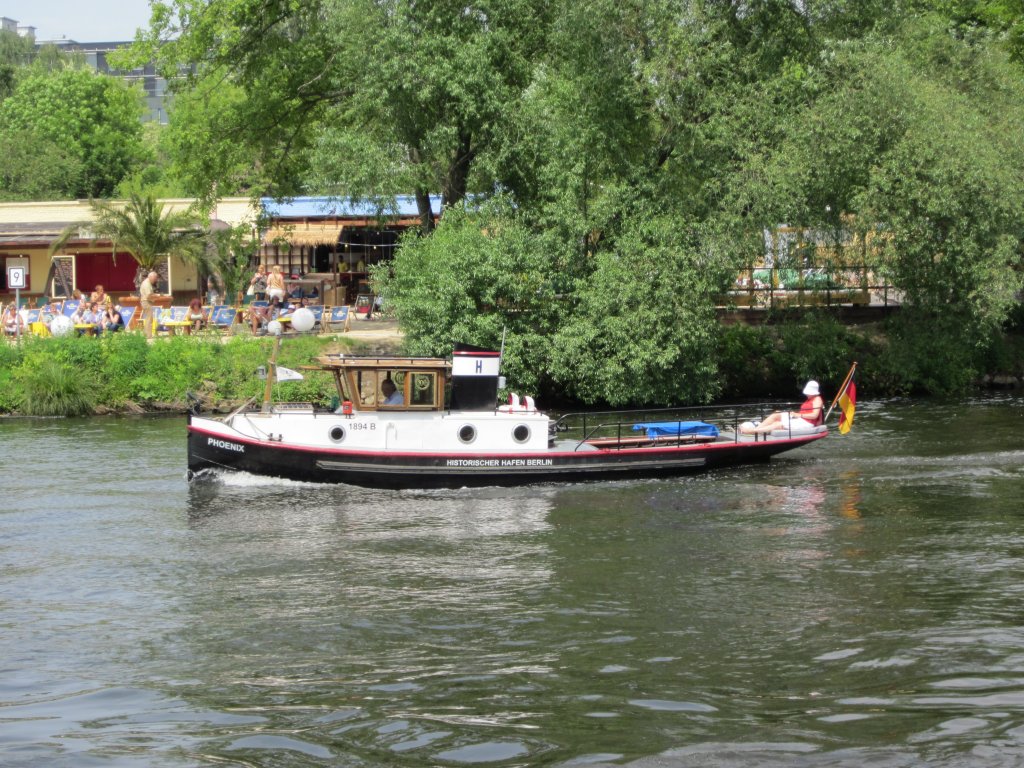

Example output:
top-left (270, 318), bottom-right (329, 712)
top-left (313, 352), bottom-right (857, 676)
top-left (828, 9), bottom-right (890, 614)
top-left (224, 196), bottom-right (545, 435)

top-left (39, 302), bottom-right (59, 333)
top-left (89, 284), bottom-right (110, 306)
top-left (72, 302), bottom-right (103, 335)
top-left (188, 297), bottom-right (206, 333)
top-left (745, 380), bottom-right (824, 434)
top-left (104, 304), bottom-right (125, 333)
top-left (86, 302), bottom-right (103, 333)
top-left (249, 296), bottom-right (283, 335)
top-left (70, 302), bottom-right (87, 330)
top-left (2, 303), bottom-right (24, 336)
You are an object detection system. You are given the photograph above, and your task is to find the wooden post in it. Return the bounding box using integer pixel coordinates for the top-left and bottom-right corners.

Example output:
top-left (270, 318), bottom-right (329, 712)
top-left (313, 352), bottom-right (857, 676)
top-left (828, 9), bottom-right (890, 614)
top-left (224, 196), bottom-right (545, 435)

top-left (261, 334), bottom-right (282, 413)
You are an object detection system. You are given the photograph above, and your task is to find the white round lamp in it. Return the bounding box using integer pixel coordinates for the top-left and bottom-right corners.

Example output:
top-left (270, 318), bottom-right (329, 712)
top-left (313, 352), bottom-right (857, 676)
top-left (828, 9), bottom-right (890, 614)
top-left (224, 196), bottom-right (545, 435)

top-left (290, 307), bottom-right (315, 333)
top-left (50, 315), bottom-right (73, 337)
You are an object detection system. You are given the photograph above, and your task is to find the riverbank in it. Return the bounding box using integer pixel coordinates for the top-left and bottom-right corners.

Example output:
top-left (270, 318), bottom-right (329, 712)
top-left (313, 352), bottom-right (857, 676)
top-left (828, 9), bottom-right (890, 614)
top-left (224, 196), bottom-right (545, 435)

top-left (2, 315), bottom-right (1021, 418)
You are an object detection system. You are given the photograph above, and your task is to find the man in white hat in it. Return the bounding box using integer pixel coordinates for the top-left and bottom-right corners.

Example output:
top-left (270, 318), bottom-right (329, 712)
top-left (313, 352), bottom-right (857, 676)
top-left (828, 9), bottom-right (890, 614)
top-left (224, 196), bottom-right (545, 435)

top-left (746, 379), bottom-right (824, 434)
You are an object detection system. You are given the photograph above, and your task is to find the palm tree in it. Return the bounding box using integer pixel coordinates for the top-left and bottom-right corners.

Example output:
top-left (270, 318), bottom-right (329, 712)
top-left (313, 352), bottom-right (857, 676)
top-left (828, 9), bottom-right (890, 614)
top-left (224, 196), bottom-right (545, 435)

top-left (51, 193), bottom-right (208, 290)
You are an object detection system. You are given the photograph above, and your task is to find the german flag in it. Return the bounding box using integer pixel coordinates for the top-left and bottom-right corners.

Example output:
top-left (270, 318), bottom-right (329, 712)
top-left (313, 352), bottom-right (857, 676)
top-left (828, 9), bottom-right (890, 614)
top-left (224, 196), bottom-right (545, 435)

top-left (838, 373), bottom-right (857, 435)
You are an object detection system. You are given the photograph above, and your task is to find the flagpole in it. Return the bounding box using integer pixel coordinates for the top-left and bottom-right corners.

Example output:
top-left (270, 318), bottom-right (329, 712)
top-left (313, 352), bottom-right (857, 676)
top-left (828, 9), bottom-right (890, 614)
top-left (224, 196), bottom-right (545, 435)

top-left (824, 361), bottom-right (857, 423)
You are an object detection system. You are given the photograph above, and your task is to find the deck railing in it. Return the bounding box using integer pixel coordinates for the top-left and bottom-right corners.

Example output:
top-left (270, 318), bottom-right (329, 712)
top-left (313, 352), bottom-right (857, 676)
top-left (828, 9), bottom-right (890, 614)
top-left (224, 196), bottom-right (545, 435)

top-left (550, 402), bottom-right (807, 450)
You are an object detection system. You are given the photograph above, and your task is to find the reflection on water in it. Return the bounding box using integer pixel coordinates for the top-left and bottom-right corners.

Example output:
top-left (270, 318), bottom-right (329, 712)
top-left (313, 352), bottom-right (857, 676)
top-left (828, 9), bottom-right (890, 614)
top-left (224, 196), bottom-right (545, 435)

top-left (2, 397), bottom-right (1024, 766)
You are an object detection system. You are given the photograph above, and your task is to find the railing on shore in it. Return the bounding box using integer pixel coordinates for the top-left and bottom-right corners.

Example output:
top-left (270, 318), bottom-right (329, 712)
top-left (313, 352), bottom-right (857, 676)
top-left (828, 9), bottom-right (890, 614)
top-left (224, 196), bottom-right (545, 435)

top-left (718, 265), bottom-right (899, 310)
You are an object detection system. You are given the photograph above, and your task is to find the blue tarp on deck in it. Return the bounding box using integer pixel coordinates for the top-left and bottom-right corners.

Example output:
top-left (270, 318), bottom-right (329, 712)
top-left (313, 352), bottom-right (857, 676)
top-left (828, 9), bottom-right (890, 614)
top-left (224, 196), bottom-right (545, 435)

top-left (632, 421), bottom-right (720, 439)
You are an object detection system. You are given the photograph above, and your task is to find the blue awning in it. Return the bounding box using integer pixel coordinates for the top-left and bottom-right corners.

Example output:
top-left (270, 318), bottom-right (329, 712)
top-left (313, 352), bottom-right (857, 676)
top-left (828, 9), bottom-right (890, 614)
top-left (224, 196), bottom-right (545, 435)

top-left (261, 195), bottom-right (442, 219)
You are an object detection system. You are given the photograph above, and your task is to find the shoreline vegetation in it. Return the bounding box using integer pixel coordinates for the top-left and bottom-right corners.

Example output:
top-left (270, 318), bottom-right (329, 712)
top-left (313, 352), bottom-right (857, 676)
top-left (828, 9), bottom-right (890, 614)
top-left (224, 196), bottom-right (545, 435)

top-left (2, 313), bottom-right (1021, 419)
top-left (4, 5), bottom-right (1024, 418)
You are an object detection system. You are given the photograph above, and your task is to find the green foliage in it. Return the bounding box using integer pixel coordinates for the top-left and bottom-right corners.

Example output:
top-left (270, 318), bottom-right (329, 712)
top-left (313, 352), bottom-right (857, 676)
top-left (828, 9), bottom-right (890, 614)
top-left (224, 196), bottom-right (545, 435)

top-left (274, 336), bottom-right (339, 406)
top-left (980, 328), bottom-right (1024, 378)
top-left (0, 29), bottom-right (33, 101)
top-left (0, 128), bottom-right (84, 201)
top-left (209, 337), bottom-right (274, 402)
top-left (14, 356), bottom-right (96, 417)
top-left (40, 334), bottom-right (107, 377)
top-left (716, 324), bottom-right (781, 399)
top-left (98, 332), bottom-right (151, 404)
top-left (0, 68), bottom-right (145, 198)
top-left (873, 309), bottom-right (989, 395)
top-left (850, 45), bottom-right (1024, 334)
top-left (107, 0), bottom-right (1024, 402)
top-left (717, 319), bottom-right (888, 400)
top-left (0, 341), bottom-right (24, 412)
top-left (0, 334), bottom-right (348, 416)
top-left (377, 200), bottom-right (559, 396)
top-left (928, 0), bottom-right (1024, 62)
top-left (136, 0), bottom-right (552, 212)
top-left (132, 336), bottom-right (219, 402)
top-left (115, 123), bottom-right (191, 199)
top-left (207, 224), bottom-right (263, 306)
top-left (720, 23), bottom-right (1024, 393)
top-left (773, 314), bottom-right (866, 390)
top-left (159, 75), bottom-right (270, 198)
top-left (549, 214), bottom-right (726, 406)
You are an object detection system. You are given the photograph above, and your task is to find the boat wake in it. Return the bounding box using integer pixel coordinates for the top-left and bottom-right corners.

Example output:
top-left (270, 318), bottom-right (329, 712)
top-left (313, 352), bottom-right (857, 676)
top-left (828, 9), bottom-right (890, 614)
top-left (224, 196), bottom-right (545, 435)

top-left (188, 467), bottom-right (324, 489)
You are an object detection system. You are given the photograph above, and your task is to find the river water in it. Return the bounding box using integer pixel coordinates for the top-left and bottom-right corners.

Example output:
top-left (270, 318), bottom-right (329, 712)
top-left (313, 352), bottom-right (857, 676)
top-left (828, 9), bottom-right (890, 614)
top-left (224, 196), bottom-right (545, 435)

top-left (2, 396), bottom-right (1023, 767)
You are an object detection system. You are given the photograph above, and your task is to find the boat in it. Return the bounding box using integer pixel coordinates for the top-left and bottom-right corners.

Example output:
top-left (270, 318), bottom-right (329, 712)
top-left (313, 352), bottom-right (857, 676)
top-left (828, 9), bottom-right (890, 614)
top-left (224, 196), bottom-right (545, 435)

top-left (186, 343), bottom-right (829, 489)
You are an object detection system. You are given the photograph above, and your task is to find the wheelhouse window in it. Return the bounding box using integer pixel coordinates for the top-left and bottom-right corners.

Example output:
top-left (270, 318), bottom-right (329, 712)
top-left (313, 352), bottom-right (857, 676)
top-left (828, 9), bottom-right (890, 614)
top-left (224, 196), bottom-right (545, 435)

top-left (345, 368), bottom-right (441, 410)
top-left (408, 372), bottom-right (438, 407)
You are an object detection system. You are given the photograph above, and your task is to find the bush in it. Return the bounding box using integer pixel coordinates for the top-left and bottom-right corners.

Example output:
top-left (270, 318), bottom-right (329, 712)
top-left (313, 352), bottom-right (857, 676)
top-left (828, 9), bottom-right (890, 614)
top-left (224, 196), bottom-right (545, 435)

top-left (0, 333), bottom-right (355, 414)
top-left (45, 333), bottom-right (106, 376)
top-left (99, 332), bottom-right (150, 404)
top-left (875, 310), bottom-right (983, 395)
top-left (716, 324), bottom-right (778, 398)
top-left (14, 356), bottom-right (95, 416)
top-left (132, 336), bottom-right (219, 403)
top-left (0, 342), bottom-right (24, 412)
top-left (717, 315), bottom-right (871, 399)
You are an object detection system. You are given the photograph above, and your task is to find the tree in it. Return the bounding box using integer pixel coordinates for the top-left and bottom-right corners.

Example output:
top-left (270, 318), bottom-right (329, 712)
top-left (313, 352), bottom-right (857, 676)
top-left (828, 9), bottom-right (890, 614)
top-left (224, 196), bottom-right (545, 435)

top-left (716, 17), bottom-right (1024, 392)
top-left (376, 199), bottom-right (561, 395)
top-left (129, 1), bottom-right (1024, 399)
top-left (51, 193), bottom-right (208, 289)
top-left (548, 211), bottom-right (727, 406)
top-left (155, 74), bottom-right (267, 198)
top-left (0, 129), bottom-right (84, 201)
top-left (132, 0), bottom-right (552, 226)
top-left (0, 68), bottom-right (145, 198)
top-left (0, 28), bottom-right (33, 101)
top-left (115, 123), bottom-right (192, 199)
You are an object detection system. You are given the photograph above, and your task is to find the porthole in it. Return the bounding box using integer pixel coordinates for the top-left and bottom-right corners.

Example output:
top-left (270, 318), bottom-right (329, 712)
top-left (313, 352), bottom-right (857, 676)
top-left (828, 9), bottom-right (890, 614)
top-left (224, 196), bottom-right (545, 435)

top-left (329, 425), bottom-right (346, 443)
top-left (458, 424), bottom-right (477, 444)
top-left (513, 424), bottom-right (531, 443)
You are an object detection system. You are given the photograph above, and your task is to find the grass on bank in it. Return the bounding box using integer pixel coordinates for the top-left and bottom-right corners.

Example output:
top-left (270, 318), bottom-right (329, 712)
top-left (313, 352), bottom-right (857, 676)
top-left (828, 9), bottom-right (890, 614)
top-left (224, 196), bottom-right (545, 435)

top-left (1, 333), bottom-right (351, 417)
top-left (1, 313), bottom-right (1021, 417)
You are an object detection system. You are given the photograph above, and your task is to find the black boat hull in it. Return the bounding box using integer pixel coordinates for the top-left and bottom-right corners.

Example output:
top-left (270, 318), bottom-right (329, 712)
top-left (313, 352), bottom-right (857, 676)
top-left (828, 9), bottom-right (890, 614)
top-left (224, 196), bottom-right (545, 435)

top-left (187, 421), bottom-right (826, 490)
